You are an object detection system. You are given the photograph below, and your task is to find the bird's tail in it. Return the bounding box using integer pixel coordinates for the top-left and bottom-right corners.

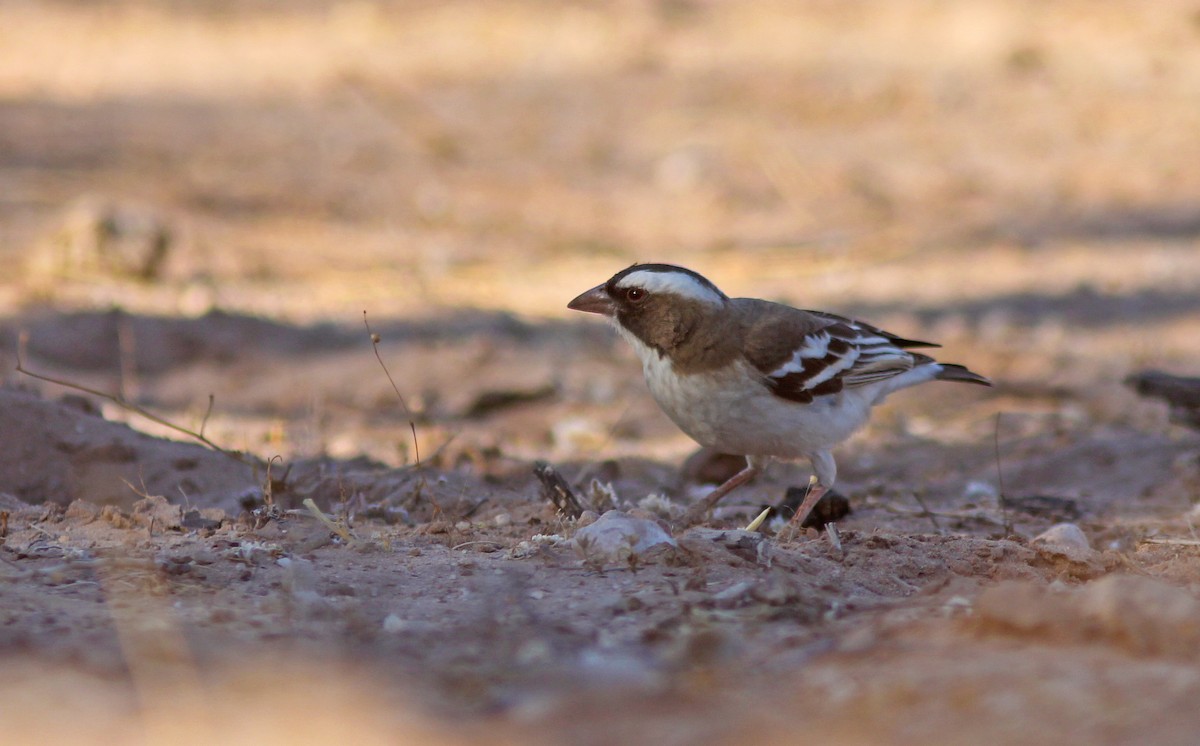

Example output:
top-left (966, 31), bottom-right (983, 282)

top-left (935, 363), bottom-right (992, 387)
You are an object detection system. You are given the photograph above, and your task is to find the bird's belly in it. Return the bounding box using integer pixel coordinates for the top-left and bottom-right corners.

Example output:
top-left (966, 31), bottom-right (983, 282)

top-left (642, 359), bottom-right (869, 458)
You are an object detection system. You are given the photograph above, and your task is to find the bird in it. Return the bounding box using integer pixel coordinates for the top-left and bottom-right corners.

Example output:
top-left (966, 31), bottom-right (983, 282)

top-left (567, 263), bottom-right (992, 529)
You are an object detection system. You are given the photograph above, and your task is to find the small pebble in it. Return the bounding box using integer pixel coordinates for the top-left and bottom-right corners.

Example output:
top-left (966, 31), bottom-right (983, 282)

top-left (576, 510), bottom-right (600, 527)
top-left (1033, 523), bottom-right (1091, 552)
top-left (573, 510), bottom-right (676, 560)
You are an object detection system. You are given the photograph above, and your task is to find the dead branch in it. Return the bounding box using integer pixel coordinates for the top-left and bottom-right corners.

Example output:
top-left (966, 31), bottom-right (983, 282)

top-left (14, 330), bottom-right (252, 465)
top-left (533, 461), bottom-right (585, 519)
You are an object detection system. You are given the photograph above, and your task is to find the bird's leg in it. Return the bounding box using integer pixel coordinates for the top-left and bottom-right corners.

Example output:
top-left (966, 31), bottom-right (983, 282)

top-left (675, 462), bottom-right (760, 529)
top-left (786, 451), bottom-right (838, 531)
top-left (786, 475), bottom-right (828, 530)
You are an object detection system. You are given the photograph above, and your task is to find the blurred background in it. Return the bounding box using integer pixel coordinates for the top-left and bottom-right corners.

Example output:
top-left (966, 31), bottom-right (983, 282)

top-left (2, 0), bottom-right (1197, 461)
top-left (3, 0), bottom-right (1198, 310)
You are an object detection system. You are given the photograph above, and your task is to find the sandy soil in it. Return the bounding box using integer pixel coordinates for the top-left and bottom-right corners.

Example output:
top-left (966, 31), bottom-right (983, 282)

top-left (2, 2), bottom-right (1200, 744)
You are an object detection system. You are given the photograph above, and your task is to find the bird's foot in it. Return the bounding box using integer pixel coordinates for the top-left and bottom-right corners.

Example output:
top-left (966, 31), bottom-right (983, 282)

top-left (672, 463), bottom-right (760, 531)
top-left (786, 476), bottom-right (829, 530)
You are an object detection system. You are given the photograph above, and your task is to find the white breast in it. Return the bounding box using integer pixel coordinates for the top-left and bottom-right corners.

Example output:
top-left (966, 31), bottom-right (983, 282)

top-left (616, 325), bottom-right (873, 459)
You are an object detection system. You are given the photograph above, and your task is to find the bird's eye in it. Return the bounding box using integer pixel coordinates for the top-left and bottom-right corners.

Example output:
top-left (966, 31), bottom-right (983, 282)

top-left (625, 287), bottom-right (646, 302)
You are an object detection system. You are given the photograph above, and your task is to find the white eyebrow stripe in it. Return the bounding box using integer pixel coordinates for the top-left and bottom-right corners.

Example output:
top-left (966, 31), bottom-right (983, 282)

top-left (615, 270), bottom-right (726, 305)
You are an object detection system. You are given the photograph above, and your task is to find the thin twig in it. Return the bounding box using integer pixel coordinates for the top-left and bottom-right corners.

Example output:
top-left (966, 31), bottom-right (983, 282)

top-left (1140, 537), bottom-right (1200, 547)
top-left (263, 455), bottom-right (283, 509)
top-left (363, 312), bottom-right (421, 468)
top-left (910, 491), bottom-right (942, 533)
top-left (15, 330), bottom-right (250, 465)
top-left (302, 498), bottom-right (359, 547)
top-left (119, 475), bottom-right (155, 501)
top-left (199, 394), bottom-right (215, 440)
top-left (994, 412), bottom-right (1014, 536)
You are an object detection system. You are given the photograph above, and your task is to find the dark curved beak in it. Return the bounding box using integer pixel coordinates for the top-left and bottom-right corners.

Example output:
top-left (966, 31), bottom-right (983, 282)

top-left (567, 284), bottom-right (615, 316)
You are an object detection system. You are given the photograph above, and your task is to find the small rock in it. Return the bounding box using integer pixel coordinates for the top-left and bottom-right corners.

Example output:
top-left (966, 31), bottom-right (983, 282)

top-left (131, 495), bottom-right (182, 531)
top-left (573, 510), bottom-right (676, 561)
top-left (181, 509), bottom-right (223, 531)
top-left (494, 513), bottom-right (513, 527)
top-left (65, 500), bottom-right (100, 523)
top-left (964, 480), bottom-right (999, 501)
top-left (1032, 523), bottom-right (1093, 562)
top-left (576, 510), bottom-right (600, 527)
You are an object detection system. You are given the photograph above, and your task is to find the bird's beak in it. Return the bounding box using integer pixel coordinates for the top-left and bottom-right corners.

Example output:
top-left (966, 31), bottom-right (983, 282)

top-left (567, 284), bottom-right (615, 316)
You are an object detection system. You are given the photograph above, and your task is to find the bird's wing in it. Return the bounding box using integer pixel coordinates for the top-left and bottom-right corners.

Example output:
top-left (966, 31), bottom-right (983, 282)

top-left (737, 300), bottom-right (929, 404)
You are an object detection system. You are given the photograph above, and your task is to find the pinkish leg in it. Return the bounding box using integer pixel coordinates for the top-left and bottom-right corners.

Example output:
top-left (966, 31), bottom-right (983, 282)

top-left (675, 463), bottom-right (760, 529)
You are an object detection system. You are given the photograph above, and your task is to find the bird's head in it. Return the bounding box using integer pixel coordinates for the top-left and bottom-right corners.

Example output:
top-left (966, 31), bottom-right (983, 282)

top-left (568, 264), bottom-right (729, 355)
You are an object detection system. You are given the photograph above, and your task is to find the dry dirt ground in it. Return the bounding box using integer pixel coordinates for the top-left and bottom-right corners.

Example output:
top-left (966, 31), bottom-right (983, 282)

top-left (3, 2), bottom-right (1200, 744)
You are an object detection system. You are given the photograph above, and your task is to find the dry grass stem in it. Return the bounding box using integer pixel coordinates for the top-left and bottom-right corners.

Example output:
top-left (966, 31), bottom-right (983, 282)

top-left (15, 330), bottom-right (250, 465)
